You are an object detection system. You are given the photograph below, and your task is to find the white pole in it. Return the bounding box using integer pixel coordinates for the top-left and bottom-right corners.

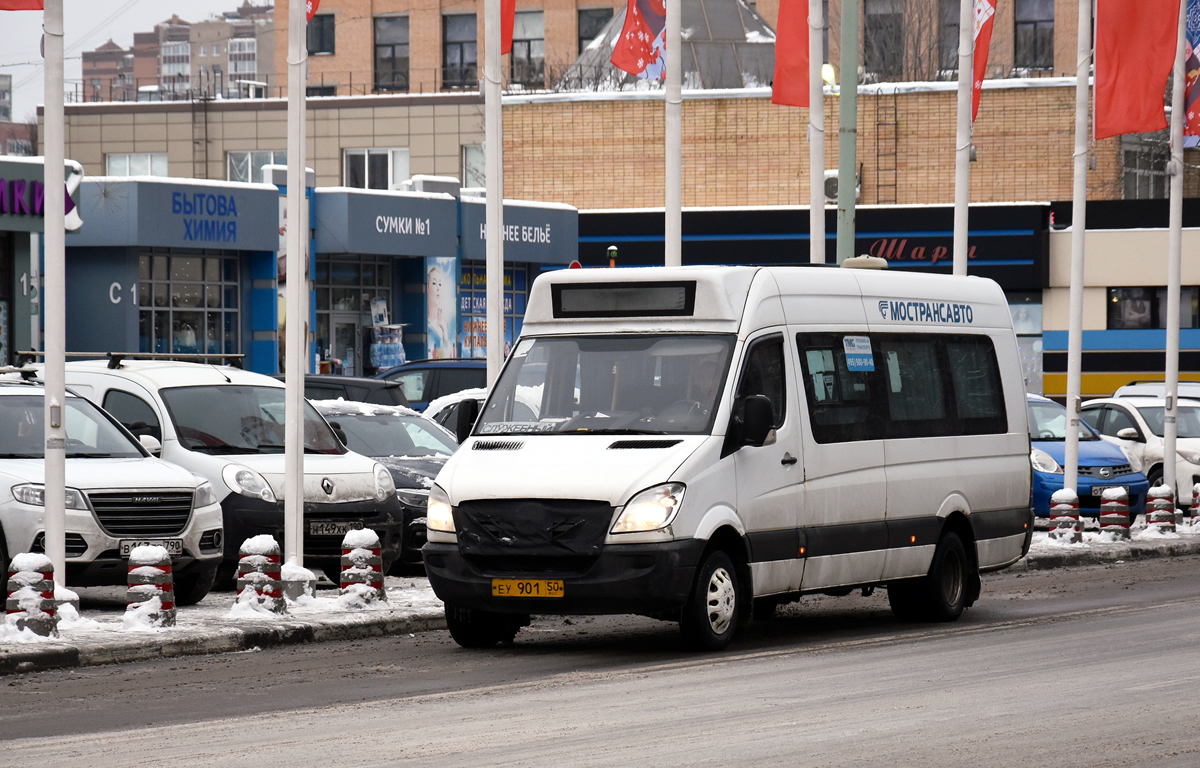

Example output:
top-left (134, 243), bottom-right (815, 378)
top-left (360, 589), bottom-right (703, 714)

top-left (283, 0), bottom-right (308, 565)
top-left (485, 0), bottom-right (504, 386)
top-left (1164, 0), bottom-right (1186, 497)
top-left (808, 0), bottom-right (824, 264)
top-left (42, 0), bottom-right (66, 585)
top-left (1064, 0), bottom-right (1092, 496)
top-left (665, 0), bottom-right (682, 267)
top-left (952, 0), bottom-right (973, 277)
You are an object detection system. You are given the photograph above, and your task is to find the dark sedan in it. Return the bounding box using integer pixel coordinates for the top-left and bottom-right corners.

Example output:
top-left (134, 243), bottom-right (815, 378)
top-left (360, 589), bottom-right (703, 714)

top-left (311, 399), bottom-right (457, 567)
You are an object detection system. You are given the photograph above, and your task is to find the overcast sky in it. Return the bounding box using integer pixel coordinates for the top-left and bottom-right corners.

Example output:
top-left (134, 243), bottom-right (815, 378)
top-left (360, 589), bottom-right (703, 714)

top-left (1, 0), bottom-right (257, 122)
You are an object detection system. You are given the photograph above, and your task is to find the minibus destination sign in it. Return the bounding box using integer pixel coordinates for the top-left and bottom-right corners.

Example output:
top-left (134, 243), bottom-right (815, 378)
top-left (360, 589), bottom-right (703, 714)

top-left (877, 299), bottom-right (974, 324)
top-left (552, 281), bottom-right (696, 318)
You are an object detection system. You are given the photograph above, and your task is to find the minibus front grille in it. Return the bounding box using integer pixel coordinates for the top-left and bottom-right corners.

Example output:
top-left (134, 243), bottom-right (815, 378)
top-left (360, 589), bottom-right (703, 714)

top-left (464, 555), bottom-right (598, 575)
top-left (453, 499), bottom-right (613, 559)
top-left (472, 440), bottom-right (524, 451)
top-left (608, 440), bottom-right (682, 450)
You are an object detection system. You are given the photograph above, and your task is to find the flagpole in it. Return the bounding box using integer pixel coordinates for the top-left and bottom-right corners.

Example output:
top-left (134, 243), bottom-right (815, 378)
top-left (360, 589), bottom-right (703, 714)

top-left (42, 0), bottom-right (66, 585)
top-left (485, 0), bottom-right (504, 383)
top-left (835, 0), bottom-right (858, 265)
top-left (1064, 0), bottom-right (1093, 497)
top-left (808, 0), bottom-right (824, 265)
top-left (1164, 0), bottom-right (1186, 499)
top-left (665, 0), bottom-right (681, 267)
top-left (952, 0), bottom-right (973, 277)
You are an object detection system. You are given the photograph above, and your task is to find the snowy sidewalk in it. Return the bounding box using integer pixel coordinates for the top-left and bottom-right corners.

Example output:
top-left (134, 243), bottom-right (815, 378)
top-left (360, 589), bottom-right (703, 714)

top-left (4, 521), bottom-right (1200, 675)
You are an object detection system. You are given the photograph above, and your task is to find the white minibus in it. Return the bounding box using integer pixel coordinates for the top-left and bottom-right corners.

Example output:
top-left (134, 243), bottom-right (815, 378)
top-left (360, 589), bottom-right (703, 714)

top-left (424, 264), bottom-right (1033, 650)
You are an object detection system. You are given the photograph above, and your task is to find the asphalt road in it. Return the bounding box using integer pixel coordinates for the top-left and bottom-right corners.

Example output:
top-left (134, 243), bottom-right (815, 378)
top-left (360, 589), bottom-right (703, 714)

top-left (2, 556), bottom-right (1199, 767)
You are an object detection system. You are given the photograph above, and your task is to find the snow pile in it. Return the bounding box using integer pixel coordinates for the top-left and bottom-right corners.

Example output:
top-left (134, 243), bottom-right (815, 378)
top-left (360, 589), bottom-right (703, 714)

top-left (1135, 523), bottom-right (1180, 540)
top-left (228, 586), bottom-right (281, 618)
top-left (281, 557), bottom-right (316, 603)
top-left (336, 583), bottom-right (387, 610)
top-left (128, 544), bottom-right (170, 565)
top-left (55, 601), bottom-right (100, 630)
top-left (0, 620), bottom-right (45, 643)
top-left (122, 595), bottom-right (166, 631)
top-left (10, 552), bottom-right (53, 573)
top-left (239, 534), bottom-right (282, 556)
top-left (342, 528), bottom-right (380, 550)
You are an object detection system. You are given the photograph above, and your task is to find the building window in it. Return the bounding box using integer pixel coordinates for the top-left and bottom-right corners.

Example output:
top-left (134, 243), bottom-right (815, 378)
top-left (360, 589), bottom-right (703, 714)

top-left (864, 0), bottom-right (904, 79)
top-left (510, 11), bottom-right (545, 88)
top-left (941, 0), bottom-right (959, 72)
top-left (443, 14), bottom-right (478, 89)
top-left (374, 16), bottom-right (409, 91)
top-left (138, 252), bottom-right (240, 358)
top-left (6, 139), bottom-right (33, 156)
top-left (343, 148), bottom-right (410, 190)
top-left (1108, 287), bottom-right (1200, 330)
top-left (106, 153), bottom-right (168, 177)
top-left (462, 144), bottom-right (485, 188)
top-left (228, 37), bottom-right (257, 87)
top-left (199, 45), bottom-right (208, 57)
top-left (213, 44), bottom-right (221, 56)
top-left (307, 85), bottom-right (336, 97)
top-left (227, 150), bottom-right (286, 184)
top-left (578, 8), bottom-right (613, 54)
top-left (459, 261), bottom-right (527, 358)
top-left (1122, 133), bottom-right (1169, 200)
top-left (309, 15), bottom-right (335, 55)
top-left (161, 41), bottom-right (190, 90)
top-left (1014, 0), bottom-right (1054, 70)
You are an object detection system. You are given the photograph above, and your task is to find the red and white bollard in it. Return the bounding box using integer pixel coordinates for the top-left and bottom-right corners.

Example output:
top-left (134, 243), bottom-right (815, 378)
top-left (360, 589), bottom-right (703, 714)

top-left (1098, 487), bottom-right (1131, 540)
top-left (340, 528), bottom-right (386, 604)
top-left (1190, 483), bottom-right (1200, 521)
top-left (125, 545), bottom-right (176, 627)
top-left (1146, 485), bottom-right (1177, 533)
top-left (5, 553), bottom-right (57, 637)
top-left (235, 535), bottom-right (287, 614)
top-left (1048, 489), bottom-right (1083, 544)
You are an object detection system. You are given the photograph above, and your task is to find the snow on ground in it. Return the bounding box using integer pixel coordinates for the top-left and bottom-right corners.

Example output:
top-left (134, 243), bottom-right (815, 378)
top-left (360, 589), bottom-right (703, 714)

top-left (1029, 515), bottom-right (1199, 553)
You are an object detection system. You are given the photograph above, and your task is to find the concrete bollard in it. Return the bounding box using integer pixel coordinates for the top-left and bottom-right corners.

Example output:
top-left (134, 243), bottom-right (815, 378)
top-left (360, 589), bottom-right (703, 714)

top-left (125, 545), bottom-right (176, 627)
top-left (1048, 489), bottom-right (1083, 544)
top-left (340, 528), bottom-right (386, 603)
top-left (1098, 487), bottom-right (1131, 540)
top-left (5, 553), bottom-right (57, 637)
top-left (1146, 485), bottom-right (1177, 533)
top-left (235, 535), bottom-right (287, 614)
top-left (1191, 483), bottom-right (1200, 521)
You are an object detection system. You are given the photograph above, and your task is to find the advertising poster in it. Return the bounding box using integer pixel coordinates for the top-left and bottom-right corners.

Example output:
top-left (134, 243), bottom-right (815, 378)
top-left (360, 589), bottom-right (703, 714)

top-left (426, 257), bottom-right (457, 359)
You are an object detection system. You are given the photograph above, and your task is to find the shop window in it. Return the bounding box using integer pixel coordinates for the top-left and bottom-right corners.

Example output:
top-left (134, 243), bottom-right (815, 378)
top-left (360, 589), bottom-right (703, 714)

top-left (374, 16), bottom-right (409, 91)
top-left (227, 150), bottom-right (286, 184)
top-left (1122, 133), bottom-right (1169, 200)
top-left (864, 0), bottom-right (903, 79)
top-left (578, 8), bottom-right (613, 54)
top-left (459, 262), bottom-right (528, 358)
top-left (1014, 0), bottom-right (1054, 70)
top-left (313, 255), bottom-right (393, 376)
top-left (138, 251), bottom-right (240, 359)
top-left (309, 14), bottom-right (336, 56)
top-left (1107, 287), bottom-right (1200, 330)
top-left (344, 148), bottom-right (409, 191)
top-left (462, 144), bottom-right (485, 188)
top-left (510, 11), bottom-right (545, 88)
top-left (106, 153), bottom-right (168, 177)
top-left (443, 14), bottom-right (478, 89)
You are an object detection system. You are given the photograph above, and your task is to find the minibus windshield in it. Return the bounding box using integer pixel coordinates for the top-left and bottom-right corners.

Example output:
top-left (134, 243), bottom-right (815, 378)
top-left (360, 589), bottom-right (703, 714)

top-left (475, 335), bottom-right (735, 436)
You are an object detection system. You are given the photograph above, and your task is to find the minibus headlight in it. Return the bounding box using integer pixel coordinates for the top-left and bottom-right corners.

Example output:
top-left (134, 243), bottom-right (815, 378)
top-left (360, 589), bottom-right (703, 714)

top-left (11, 484), bottom-right (89, 510)
top-left (612, 483), bottom-right (685, 534)
top-left (427, 484), bottom-right (455, 532)
top-left (1030, 448), bottom-right (1062, 475)
top-left (221, 464), bottom-right (277, 503)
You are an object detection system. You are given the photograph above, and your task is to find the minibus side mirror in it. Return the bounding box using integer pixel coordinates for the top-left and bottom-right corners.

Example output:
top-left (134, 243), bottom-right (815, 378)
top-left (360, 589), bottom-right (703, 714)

top-left (455, 399), bottom-right (480, 443)
top-left (741, 395), bottom-right (774, 447)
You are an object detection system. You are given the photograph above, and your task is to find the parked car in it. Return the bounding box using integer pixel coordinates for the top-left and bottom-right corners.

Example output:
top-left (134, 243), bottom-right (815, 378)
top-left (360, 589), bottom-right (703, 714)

top-left (1080, 395), bottom-right (1200, 505)
top-left (0, 375), bottom-right (224, 604)
top-left (1112, 380), bottom-right (1200, 399)
top-left (311, 400), bottom-right (458, 565)
top-left (271, 374), bottom-right (410, 408)
top-left (376, 359), bottom-right (486, 412)
top-left (53, 360), bottom-right (403, 583)
top-left (1027, 394), bottom-right (1149, 519)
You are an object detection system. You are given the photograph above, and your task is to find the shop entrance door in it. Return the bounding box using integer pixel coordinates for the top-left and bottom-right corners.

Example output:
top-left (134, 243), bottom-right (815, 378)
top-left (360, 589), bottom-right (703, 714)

top-left (332, 314), bottom-right (361, 376)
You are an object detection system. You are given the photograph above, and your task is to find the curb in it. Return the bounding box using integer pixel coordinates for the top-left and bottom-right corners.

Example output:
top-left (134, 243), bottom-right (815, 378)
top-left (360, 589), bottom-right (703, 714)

top-left (1016, 539), bottom-right (1200, 571)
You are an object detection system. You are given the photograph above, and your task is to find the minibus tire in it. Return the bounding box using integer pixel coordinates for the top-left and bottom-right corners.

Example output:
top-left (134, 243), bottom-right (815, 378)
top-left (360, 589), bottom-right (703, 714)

top-left (445, 603), bottom-right (525, 648)
top-left (680, 550), bottom-right (740, 651)
top-left (925, 532), bottom-right (968, 622)
top-left (886, 581), bottom-right (926, 622)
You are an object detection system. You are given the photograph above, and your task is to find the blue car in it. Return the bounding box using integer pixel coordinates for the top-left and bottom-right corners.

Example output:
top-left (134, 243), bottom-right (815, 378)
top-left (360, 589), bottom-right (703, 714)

top-left (1027, 394), bottom-right (1150, 519)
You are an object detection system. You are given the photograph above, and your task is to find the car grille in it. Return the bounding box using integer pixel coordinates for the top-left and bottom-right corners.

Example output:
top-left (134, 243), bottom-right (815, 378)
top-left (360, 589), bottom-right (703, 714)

top-left (86, 491), bottom-right (193, 536)
top-left (1079, 464), bottom-right (1134, 478)
top-left (454, 499), bottom-right (613, 572)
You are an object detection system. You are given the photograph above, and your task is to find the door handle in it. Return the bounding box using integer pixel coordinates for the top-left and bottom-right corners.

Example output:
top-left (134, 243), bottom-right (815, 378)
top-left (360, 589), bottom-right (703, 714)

top-left (781, 452), bottom-right (798, 466)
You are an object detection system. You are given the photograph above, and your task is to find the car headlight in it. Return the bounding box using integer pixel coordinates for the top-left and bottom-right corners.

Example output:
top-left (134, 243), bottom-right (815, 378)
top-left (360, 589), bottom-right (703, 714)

top-left (221, 464), bottom-right (277, 503)
top-left (193, 481), bottom-right (219, 508)
top-left (1178, 449), bottom-right (1200, 466)
top-left (611, 483), bottom-right (685, 534)
top-left (427, 484), bottom-right (454, 532)
top-left (396, 488), bottom-right (429, 508)
top-left (374, 464), bottom-right (396, 502)
top-left (11, 484), bottom-right (89, 510)
top-left (1030, 448), bottom-right (1062, 475)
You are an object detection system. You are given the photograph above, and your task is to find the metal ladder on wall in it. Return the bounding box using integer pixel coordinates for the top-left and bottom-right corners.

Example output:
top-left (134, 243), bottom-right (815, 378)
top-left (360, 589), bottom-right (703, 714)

top-left (192, 93), bottom-right (211, 180)
top-left (874, 88), bottom-right (898, 205)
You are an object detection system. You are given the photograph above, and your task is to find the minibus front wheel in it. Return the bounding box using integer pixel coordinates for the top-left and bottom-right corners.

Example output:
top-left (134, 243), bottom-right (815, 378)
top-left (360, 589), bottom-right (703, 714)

top-left (680, 550), bottom-right (740, 651)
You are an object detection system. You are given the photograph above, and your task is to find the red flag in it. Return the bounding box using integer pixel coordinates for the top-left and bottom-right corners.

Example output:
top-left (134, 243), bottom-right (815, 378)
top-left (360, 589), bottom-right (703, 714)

top-left (501, 0), bottom-right (516, 55)
top-left (971, 0), bottom-right (995, 121)
top-left (305, 0), bottom-right (320, 23)
top-left (0, 1), bottom-right (43, 8)
top-left (1095, 0), bottom-right (1181, 140)
top-left (611, 0), bottom-right (667, 80)
top-left (771, 0), bottom-right (810, 107)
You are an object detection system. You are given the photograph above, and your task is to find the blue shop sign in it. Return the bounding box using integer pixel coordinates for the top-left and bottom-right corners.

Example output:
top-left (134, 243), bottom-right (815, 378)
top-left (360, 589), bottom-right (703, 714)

top-left (314, 188), bottom-right (458, 258)
top-left (460, 198), bottom-right (578, 264)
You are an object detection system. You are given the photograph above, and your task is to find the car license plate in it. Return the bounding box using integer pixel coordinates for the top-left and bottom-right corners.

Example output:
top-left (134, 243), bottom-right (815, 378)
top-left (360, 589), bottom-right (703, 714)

top-left (120, 539), bottom-right (183, 557)
top-left (308, 521), bottom-right (364, 536)
top-left (1091, 485), bottom-right (1130, 497)
top-left (491, 579), bottom-right (565, 598)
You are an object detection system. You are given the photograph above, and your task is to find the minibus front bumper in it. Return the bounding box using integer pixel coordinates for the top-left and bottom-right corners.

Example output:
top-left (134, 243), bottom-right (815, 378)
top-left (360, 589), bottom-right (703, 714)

top-left (422, 539), bottom-right (708, 616)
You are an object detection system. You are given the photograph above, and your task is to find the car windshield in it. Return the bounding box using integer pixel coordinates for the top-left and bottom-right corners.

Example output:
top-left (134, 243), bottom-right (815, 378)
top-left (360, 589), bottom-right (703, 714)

top-left (1136, 406), bottom-right (1200, 438)
top-left (329, 412), bottom-right (457, 458)
top-left (1027, 400), bottom-right (1099, 441)
top-left (160, 385), bottom-right (345, 455)
top-left (475, 334), bottom-right (735, 437)
top-left (0, 394), bottom-right (143, 459)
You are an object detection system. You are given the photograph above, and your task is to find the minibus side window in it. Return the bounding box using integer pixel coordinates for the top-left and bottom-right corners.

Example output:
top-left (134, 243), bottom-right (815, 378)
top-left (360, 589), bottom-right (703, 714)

top-left (736, 335), bottom-right (785, 427)
top-left (797, 333), bottom-right (878, 443)
top-left (878, 337), bottom-right (953, 437)
top-left (946, 339), bottom-right (1006, 434)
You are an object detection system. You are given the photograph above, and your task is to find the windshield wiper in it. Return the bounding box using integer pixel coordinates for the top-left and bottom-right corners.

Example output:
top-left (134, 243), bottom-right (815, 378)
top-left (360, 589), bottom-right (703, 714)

top-left (66, 452), bottom-right (116, 458)
top-left (0, 453), bottom-right (41, 458)
top-left (558, 428), bottom-right (669, 435)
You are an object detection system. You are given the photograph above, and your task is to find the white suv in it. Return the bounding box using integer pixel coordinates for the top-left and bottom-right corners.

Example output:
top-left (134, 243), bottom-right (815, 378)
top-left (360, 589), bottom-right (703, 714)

top-left (53, 360), bottom-right (402, 583)
top-left (0, 376), bottom-right (223, 604)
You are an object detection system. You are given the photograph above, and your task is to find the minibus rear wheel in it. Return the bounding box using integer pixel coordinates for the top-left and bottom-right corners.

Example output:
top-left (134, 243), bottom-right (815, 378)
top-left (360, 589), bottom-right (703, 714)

top-left (888, 532), bottom-right (969, 622)
top-left (680, 550), bottom-right (740, 651)
top-left (445, 603), bottom-right (527, 648)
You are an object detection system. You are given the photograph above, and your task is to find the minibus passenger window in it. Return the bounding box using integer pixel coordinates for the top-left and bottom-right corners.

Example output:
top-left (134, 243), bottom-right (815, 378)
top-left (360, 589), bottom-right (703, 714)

top-left (738, 337), bottom-right (785, 426)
